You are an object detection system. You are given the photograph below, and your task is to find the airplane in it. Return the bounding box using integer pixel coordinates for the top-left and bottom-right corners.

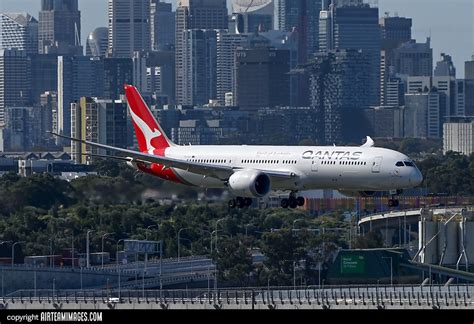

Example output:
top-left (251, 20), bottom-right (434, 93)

top-left (53, 84), bottom-right (423, 209)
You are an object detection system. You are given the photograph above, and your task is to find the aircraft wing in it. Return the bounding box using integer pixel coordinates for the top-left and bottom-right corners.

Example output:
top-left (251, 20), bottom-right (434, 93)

top-left (53, 133), bottom-right (296, 180)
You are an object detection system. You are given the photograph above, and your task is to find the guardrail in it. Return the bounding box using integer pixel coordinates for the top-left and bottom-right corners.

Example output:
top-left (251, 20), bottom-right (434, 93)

top-left (2, 285), bottom-right (474, 309)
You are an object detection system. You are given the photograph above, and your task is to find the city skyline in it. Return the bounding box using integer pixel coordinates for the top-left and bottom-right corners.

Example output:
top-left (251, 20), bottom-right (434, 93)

top-left (1, 0), bottom-right (473, 77)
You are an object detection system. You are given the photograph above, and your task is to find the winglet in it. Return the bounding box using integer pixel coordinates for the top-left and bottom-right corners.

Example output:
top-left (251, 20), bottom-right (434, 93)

top-left (361, 136), bottom-right (374, 147)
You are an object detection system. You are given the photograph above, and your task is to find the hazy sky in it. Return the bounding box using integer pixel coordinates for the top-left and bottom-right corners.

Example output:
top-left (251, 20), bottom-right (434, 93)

top-left (1, 0), bottom-right (473, 77)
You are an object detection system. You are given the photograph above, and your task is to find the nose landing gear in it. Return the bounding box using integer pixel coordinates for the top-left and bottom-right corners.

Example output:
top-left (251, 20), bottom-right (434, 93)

top-left (388, 189), bottom-right (403, 208)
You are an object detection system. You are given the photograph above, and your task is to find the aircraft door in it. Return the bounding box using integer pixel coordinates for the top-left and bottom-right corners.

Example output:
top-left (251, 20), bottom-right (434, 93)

top-left (311, 159), bottom-right (318, 171)
top-left (371, 156), bottom-right (383, 173)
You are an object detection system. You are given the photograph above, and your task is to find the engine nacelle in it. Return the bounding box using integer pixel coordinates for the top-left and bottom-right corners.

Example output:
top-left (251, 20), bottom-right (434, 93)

top-left (228, 170), bottom-right (271, 198)
top-left (338, 190), bottom-right (376, 198)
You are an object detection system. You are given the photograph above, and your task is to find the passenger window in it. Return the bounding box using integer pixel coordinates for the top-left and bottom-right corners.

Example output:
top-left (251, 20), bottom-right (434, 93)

top-left (404, 161), bottom-right (415, 167)
top-left (396, 161), bottom-right (404, 167)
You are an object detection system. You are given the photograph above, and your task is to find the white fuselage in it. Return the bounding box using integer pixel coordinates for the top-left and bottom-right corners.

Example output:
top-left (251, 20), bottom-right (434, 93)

top-left (164, 145), bottom-right (423, 192)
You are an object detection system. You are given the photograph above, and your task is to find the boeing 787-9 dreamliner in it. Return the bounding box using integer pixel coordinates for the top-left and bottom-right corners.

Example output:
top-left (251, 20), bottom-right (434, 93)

top-left (54, 85), bottom-right (423, 209)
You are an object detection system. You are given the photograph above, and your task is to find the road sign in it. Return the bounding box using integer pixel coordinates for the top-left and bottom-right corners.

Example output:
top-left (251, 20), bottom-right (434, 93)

top-left (124, 240), bottom-right (159, 253)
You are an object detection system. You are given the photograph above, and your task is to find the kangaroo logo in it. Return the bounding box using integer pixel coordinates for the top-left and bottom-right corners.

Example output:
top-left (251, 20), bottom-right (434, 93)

top-left (129, 107), bottom-right (162, 153)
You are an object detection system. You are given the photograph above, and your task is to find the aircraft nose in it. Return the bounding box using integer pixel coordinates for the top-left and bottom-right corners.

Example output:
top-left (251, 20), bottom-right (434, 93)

top-left (410, 169), bottom-right (423, 186)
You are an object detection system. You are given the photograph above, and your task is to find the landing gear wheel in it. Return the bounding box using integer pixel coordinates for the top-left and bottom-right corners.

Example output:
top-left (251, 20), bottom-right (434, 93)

top-left (281, 198), bottom-right (289, 208)
top-left (388, 199), bottom-right (399, 208)
top-left (289, 197), bottom-right (298, 209)
top-left (236, 197), bottom-right (245, 208)
top-left (228, 199), bottom-right (236, 208)
top-left (244, 198), bottom-right (253, 207)
top-left (296, 196), bottom-right (305, 207)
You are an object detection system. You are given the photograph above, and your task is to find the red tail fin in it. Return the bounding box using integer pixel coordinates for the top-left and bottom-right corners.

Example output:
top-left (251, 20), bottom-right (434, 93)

top-left (124, 84), bottom-right (173, 154)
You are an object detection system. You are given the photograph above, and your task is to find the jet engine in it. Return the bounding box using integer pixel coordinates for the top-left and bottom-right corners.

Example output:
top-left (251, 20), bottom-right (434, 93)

top-left (228, 170), bottom-right (271, 198)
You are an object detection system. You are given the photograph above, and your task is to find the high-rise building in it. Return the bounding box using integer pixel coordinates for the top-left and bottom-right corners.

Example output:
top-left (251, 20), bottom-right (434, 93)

top-left (404, 91), bottom-right (440, 138)
top-left (86, 27), bottom-right (109, 57)
top-left (465, 56), bottom-right (474, 116)
top-left (379, 15), bottom-right (412, 105)
top-left (393, 38), bottom-right (433, 77)
top-left (108, 0), bottom-right (151, 58)
top-left (175, 0), bottom-right (228, 105)
top-left (443, 117), bottom-right (474, 156)
top-left (0, 49), bottom-right (31, 126)
top-left (235, 45), bottom-right (290, 110)
top-left (307, 49), bottom-right (372, 144)
top-left (103, 57), bottom-right (133, 100)
top-left (364, 106), bottom-right (404, 138)
top-left (319, 1), bottom-right (380, 105)
top-left (31, 54), bottom-right (58, 106)
top-left (38, 0), bottom-right (82, 55)
top-left (434, 53), bottom-right (456, 77)
top-left (181, 30), bottom-right (218, 106)
top-left (57, 56), bottom-right (104, 139)
top-left (151, 1), bottom-right (175, 51)
top-left (231, 0), bottom-right (274, 34)
top-left (71, 97), bottom-right (127, 164)
top-left (3, 106), bottom-right (43, 151)
top-left (277, 0), bottom-right (321, 61)
top-left (0, 12), bottom-right (38, 55)
top-left (40, 91), bottom-right (58, 137)
top-left (216, 32), bottom-right (248, 105)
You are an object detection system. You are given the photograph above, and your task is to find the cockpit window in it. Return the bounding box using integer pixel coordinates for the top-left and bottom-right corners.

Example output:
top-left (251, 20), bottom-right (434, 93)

top-left (404, 161), bottom-right (415, 167)
top-left (395, 161), bottom-right (404, 167)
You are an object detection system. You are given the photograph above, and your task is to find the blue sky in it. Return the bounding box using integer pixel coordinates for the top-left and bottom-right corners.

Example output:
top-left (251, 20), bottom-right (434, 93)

top-left (1, 0), bottom-right (473, 77)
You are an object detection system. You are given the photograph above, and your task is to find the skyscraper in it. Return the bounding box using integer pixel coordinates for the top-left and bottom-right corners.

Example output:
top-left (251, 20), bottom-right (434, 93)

top-left (86, 27), bottom-right (109, 57)
top-left (216, 32), bottom-right (248, 105)
top-left (151, 0), bottom-right (175, 51)
top-left (0, 49), bottom-right (31, 126)
top-left (465, 56), bottom-right (474, 116)
top-left (277, 0), bottom-right (321, 61)
top-left (231, 0), bottom-right (274, 33)
top-left (307, 49), bottom-right (371, 144)
top-left (434, 53), bottom-right (456, 77)
top-left (379, 15), bottom-right (412, 105)
top-left (57, 56), bottom-right (104, 139)
top-left (108, 0), bottom-right (151, 58)
top-left (235, 45), bottom-right (290, 110)
top-left (0, 12), bottom-right (38, 55)
top-left (175, 0), bottom-right (228, 105)
top-left (393, 38), bottom-right (433, 77)
top-left (38, 0), bottom-right (82, 55)
top-left (181, 30), bottom-right (218, 106)
top-left (319, 0), bottom-right (380, 106)
top-left (71, 97), bottom-right (127, 164)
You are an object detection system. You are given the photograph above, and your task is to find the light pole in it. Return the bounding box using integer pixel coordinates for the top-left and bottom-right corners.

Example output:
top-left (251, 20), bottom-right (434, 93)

top-left (86, 230), bottom-right (94, 268)
top-left (49, 238), bottom-right (54, 268)
top-left (145, 225), bottom-right (158, 273)
top-left (116, 239), bottom-right (125, 300)
top-left (11, 241), bottom-right (25, 268)
top-left (178, 227), bottom-right (190, 261)
top-left (101, 232), bottom-right (114, 269)
top-left (215, 218), bottom-right (225, 253)
top-left (292, 219), bottom-right (304, 231)
top-left (382, 256), bottom-right (393, 286)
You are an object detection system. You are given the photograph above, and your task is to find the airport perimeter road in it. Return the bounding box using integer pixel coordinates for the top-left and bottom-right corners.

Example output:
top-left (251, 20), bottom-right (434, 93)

top-left (3, 285), bottom-right (474, 310)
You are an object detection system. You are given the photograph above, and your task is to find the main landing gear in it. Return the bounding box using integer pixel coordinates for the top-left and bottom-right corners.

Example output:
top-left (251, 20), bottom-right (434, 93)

top-left (281, 193), bottom-right (305, 209)
top-left (388, 189), bottom-right (403, 207)
top-left (228, 197), bottom-right (253, 209)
